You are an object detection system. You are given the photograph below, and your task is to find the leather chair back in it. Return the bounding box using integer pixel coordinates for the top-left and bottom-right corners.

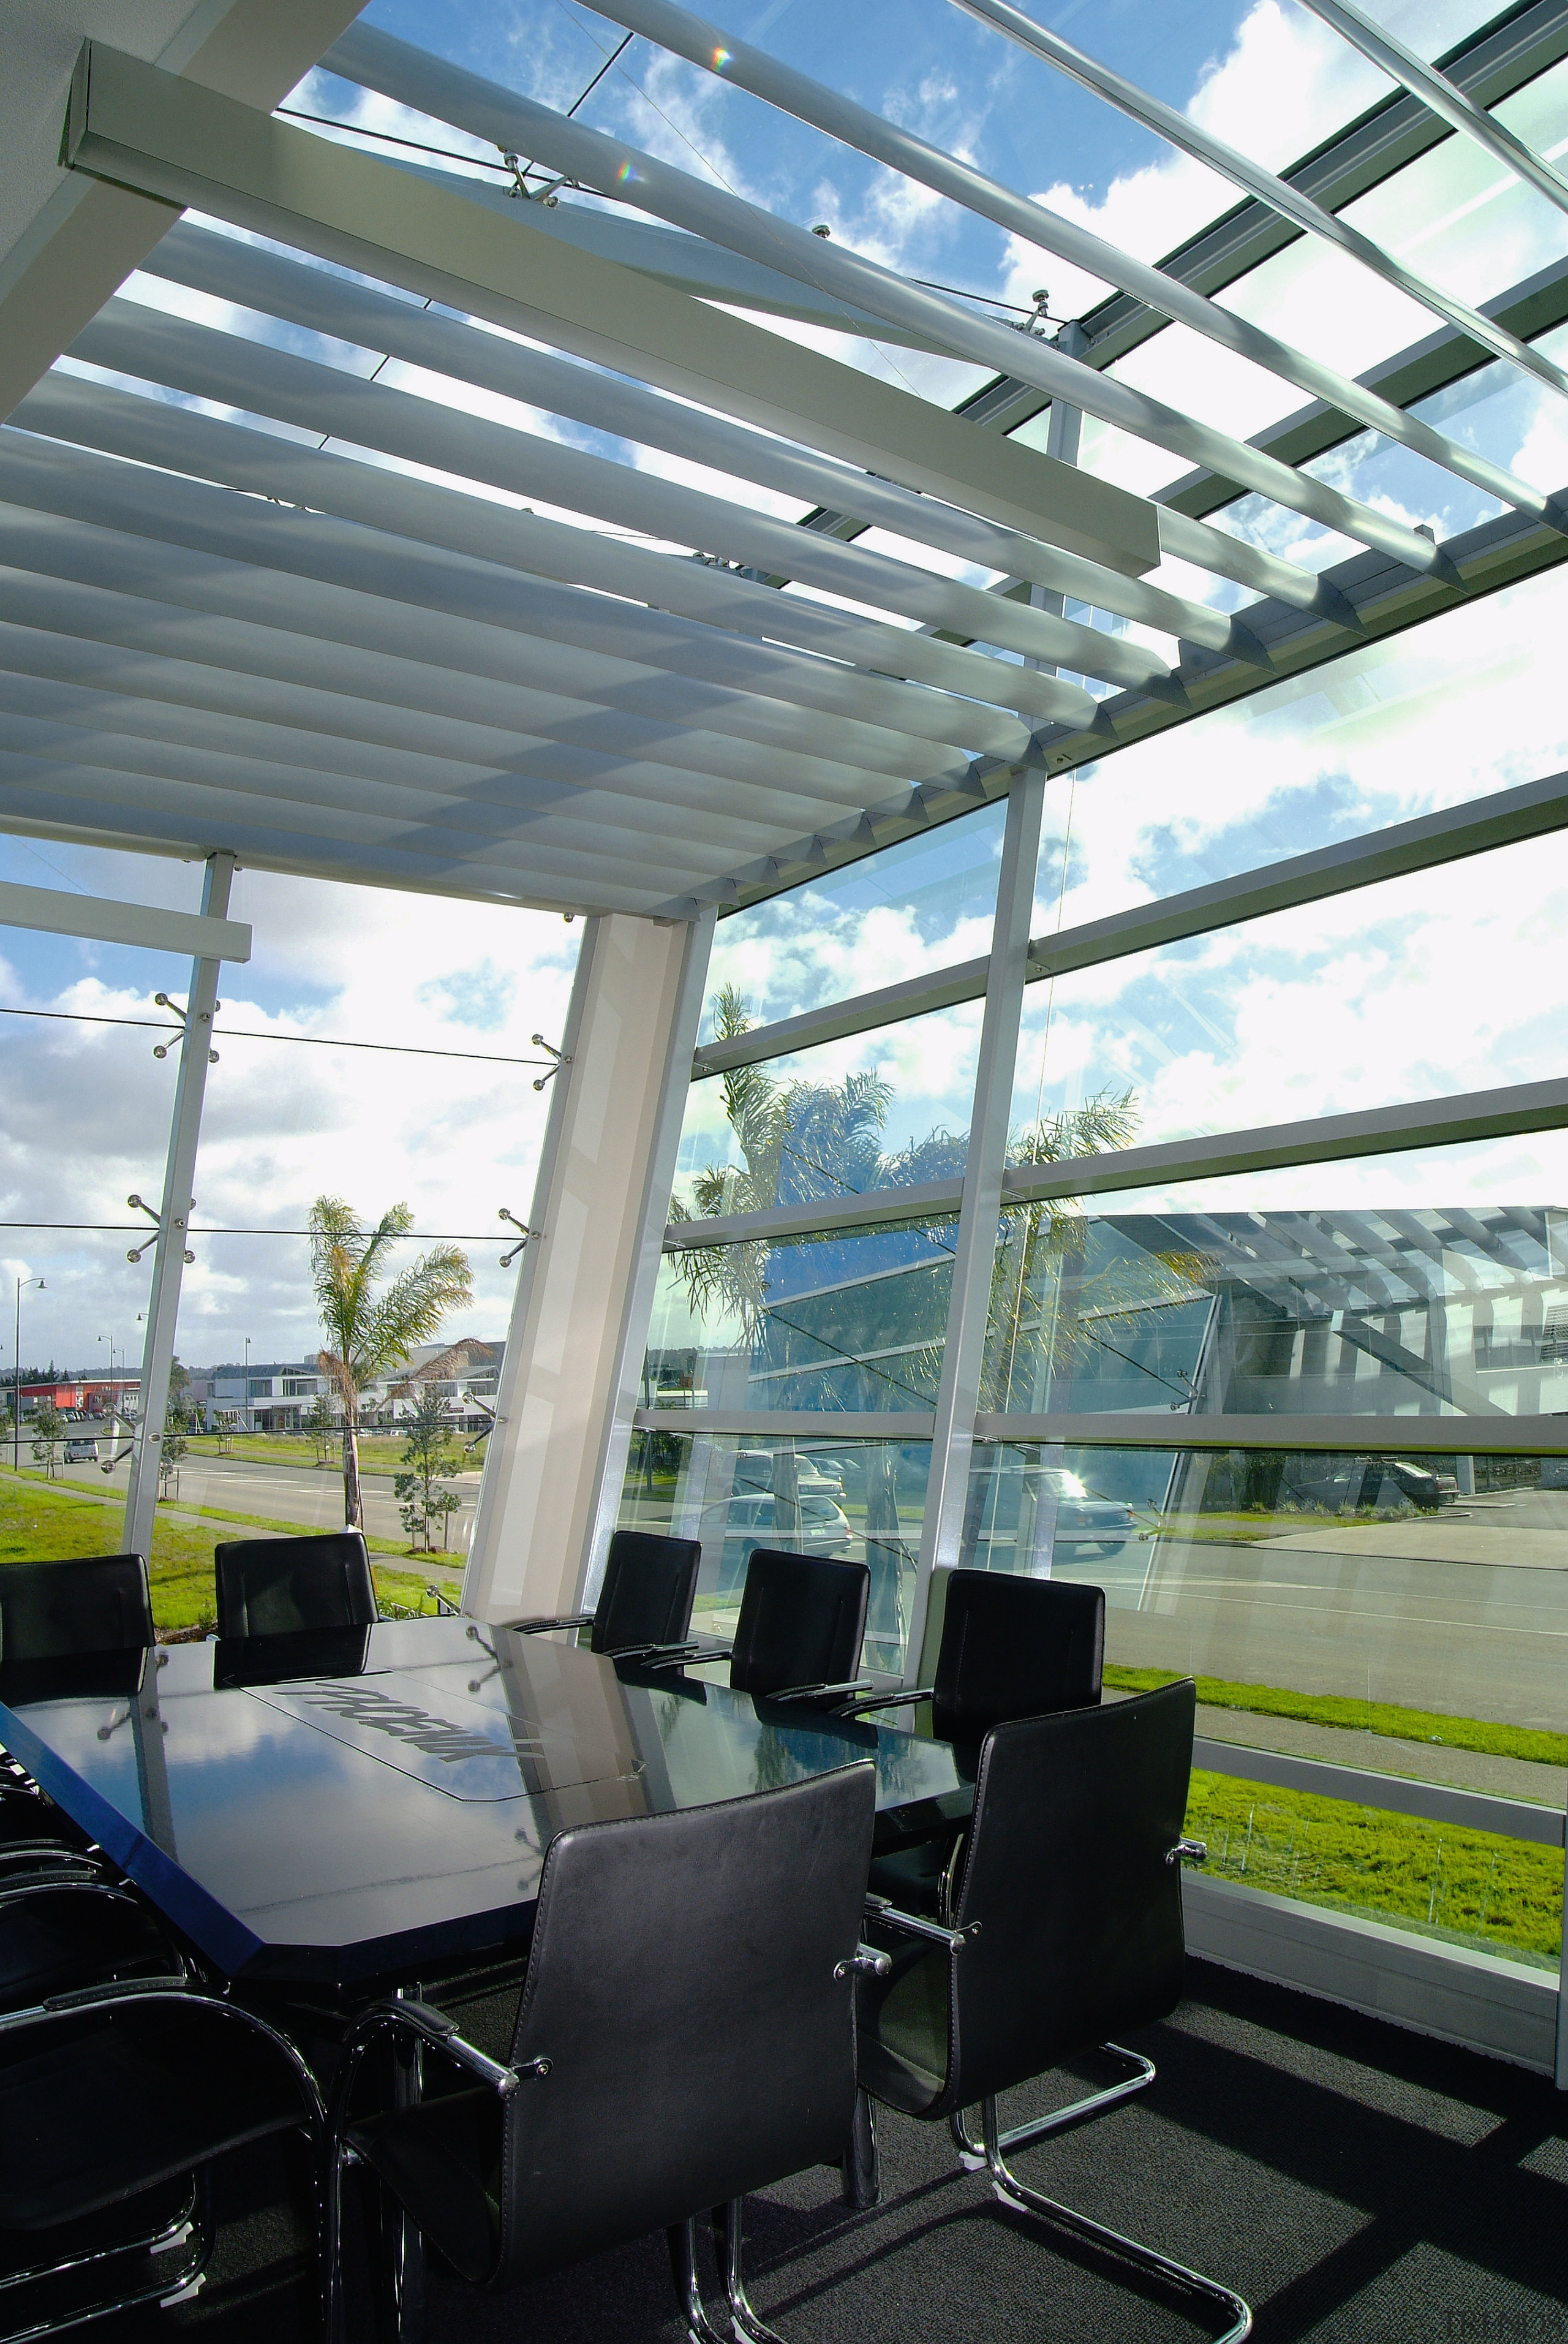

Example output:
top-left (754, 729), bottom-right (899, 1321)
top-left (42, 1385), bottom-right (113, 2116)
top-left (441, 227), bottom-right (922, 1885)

top-left (214, 1532), bottom-right (377, 1640)
top-left (930, 1570), bottom-right (1104, 1745)
top-left (493, 1763), bottom-right (875, 2285)
top-left (728, 1548), bottom-right (869, 1699)
top-left (589, 1530), bottom-right (701, 1654)
top-left (0, 1555), bottom-right (153, 1662)
top-left (949, 1682), bottom-right (1194, 2108)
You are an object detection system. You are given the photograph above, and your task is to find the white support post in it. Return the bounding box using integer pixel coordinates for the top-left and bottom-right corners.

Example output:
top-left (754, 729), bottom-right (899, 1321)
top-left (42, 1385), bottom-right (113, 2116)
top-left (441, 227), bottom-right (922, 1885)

top-left (123, 852), bottom-right (233, 1560)
top-left (903, 771), bottom-right (1048, 1685)
top-left (462, 909), bottom-right (715, 1625)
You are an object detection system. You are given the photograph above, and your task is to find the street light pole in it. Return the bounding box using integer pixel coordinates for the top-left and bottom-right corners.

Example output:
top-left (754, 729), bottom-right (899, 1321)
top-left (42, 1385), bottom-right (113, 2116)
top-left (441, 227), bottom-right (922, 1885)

top-left (13, 1276), bottom-right (43, 1472)
top-left (243, 1335), bottom-right (251, 1435)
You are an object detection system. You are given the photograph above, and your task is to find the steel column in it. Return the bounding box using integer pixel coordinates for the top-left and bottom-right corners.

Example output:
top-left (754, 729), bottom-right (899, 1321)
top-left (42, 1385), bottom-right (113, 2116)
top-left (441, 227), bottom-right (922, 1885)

top-left (903, 771), bottom-right (1047, 1685)
top-left (123, 851), bottom-right (233, 1559)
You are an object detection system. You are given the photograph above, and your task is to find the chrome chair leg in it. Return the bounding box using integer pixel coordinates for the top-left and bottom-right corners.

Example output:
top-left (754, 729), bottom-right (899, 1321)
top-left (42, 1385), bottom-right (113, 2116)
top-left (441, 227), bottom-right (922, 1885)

top-left (840, 2088), bottom-right (881, 2207)
top-left (714, 2201), bottom-right (787, 2344)
top-left (949, 2041), bottom-right (1156, 2169)
top-left (981, 2096), bottom-right (1253, 2342)
top-left (666, 2220), bottom-right (729, 2344)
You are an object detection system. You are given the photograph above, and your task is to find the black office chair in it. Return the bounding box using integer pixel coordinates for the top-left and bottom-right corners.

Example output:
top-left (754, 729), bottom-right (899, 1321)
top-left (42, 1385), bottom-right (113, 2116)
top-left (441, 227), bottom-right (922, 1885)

top-left (726, 1548), bottom-right (871, 1705)
top-left (0, 1555), bottom-right (153, 1662)
top-left (510, 1529), bottom-right (703, 1659)
top-left (324, 1764), bottom-right (881, 2344)
top-left (0, 1877), bottom-right (183, 2016)
top-left (214, 1532), bottom-right (378, 1640)
top-left (856, 1682), bottom-right (1251, 2342)
top-left (851, 1571), bottom-right (1106, 1911)
top-left (0, 1983), bottom-right (325, 2336)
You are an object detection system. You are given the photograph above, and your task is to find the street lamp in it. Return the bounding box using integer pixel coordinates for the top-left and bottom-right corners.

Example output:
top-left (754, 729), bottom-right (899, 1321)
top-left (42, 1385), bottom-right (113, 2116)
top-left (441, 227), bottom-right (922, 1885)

top-left (243, 1335), bottom-right (251, 1435)
top-left (13, 1276), bottom-right (43, 1472)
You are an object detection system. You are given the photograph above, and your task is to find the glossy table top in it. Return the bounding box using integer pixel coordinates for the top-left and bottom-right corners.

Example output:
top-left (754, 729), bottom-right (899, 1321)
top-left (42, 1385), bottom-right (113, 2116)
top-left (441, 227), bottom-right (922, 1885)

top-left (0, 1619), bottom-right (971, 1987)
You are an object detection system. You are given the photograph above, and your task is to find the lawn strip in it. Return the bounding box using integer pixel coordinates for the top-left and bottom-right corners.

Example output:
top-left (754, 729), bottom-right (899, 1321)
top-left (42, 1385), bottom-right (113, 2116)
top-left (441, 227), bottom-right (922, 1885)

top-left (1105, 1663), bottom-right (1568, 1767)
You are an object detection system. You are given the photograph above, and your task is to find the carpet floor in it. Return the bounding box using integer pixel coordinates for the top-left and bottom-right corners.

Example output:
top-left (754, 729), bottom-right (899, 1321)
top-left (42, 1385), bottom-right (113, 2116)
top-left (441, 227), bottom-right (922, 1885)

top-left (127, 1959), bottom-right (1568, 2344)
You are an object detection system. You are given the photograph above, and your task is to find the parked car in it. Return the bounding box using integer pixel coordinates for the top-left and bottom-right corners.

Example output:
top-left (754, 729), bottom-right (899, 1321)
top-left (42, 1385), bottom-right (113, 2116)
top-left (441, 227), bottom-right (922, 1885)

top-left (731, 1449), bottom-right (846, 1500)
top-left (699, 1490), bottom-right (854, 1593)
top-left (62, 1438), bottom-right (99, 1464)
top-left (1033, 1467), bottom-right (1137, 1559)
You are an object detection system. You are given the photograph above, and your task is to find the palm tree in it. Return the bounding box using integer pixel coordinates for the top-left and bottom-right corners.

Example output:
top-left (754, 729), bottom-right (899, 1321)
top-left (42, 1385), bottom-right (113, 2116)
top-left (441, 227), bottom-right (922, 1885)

top-left (309, 1197), bottom-right (474, 1530)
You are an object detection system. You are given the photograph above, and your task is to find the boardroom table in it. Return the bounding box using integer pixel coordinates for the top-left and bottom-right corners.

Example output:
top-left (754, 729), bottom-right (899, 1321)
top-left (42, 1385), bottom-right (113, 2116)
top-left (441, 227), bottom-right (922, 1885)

top-left (0, 1616), bottom-right (973, 1993)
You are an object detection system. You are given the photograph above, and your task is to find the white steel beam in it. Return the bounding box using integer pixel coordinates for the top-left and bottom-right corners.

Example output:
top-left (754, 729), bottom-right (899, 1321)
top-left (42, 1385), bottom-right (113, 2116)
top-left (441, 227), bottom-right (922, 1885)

top-left (69, 298), bottom-right (1176, 697)
top-left (0, 875), bottom-right (249, 960)
top-left (123, 852), bottom-right (234, 1558)
top-left (63, 42), bottom-right (1162, 581)
top-left (904, 773), bottom-right (1047, 1685)
top-left (139, 222), bottom-right (1265, 668)
top-left (463, 910), bottom-right (715, 1624)
top-left (944, 0), bottom-right (1568, 406)
top-left (0, 0), bottom-right (364, 421)
top-left (322, 23), bottom-right (1471, 588)
top-left (595, 0), bottom-right (1568, 496)
top-left (1298, 0), bottom-right (1568, 222)
top-left (6, 391), bottom-right (1097, 735)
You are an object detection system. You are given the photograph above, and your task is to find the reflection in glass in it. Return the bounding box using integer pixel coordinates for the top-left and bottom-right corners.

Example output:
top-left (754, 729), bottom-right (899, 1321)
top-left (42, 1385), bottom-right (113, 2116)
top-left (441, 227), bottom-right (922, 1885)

top-left (616, 1431), bottom-right (933, 1676)
top-left (701, 801), bottom-right (1004, 1037)
top-left (645, 1220), bottom-right (955, 1415)
top-left (982, 1200), bottom-right (1568, 1423)
top-left (962, 1439), bottom-right (1568, 1967)
top-left (676, 992), bottom-right (979, 1219)
top-left (1028, 564), bottom-right (1568, 943)
top-left (1016, 823), bottom-right (1568, 1154)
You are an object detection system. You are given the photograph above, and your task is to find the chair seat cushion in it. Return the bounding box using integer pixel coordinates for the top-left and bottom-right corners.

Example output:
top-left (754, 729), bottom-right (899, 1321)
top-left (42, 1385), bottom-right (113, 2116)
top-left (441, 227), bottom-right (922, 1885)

top-left (347, 2087), bottom-right (501, 2285)
top-left (0, 2005), bottom-right (306, 2229)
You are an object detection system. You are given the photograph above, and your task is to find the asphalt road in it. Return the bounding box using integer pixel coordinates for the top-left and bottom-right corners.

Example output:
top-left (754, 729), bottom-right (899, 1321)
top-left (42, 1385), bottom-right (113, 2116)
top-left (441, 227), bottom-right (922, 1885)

top-left (51, 1452), bottom-right (480, 1556)
top-left (1072, 1491), bottom-right (1568, 1733)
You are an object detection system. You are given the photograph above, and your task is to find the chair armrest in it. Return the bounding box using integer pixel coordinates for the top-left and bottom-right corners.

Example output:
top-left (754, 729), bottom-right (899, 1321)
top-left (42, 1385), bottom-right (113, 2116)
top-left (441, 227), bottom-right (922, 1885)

top-left (864, 1893), bottom-right (975, 1953)
top-left (338, 1996), bottom-right (549, 2096)
top-left (766, 1679), bottom-right (876, 1706)
top-left (834, 1687), bottom-right (934, 1717)
top-left (505, 1613), bottom-right (592, 1637)
top-left (601, 1638), bottom-right (703, 1665)
top-left (640, 1643), bottom-right (734, 1674)
top-left (1166, 1837), bottom-right (1207, 1866)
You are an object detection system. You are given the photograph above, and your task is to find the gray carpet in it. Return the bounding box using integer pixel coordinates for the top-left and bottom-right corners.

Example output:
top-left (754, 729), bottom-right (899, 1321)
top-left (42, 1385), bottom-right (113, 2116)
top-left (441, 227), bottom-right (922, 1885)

top-left (152, 1960), bottom-right (1568, 2343)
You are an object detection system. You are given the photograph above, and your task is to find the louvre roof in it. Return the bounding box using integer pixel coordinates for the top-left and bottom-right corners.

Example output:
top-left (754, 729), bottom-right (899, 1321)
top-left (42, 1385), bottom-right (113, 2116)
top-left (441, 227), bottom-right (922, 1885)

top-left (2, 0), bottom-right (1567, 914)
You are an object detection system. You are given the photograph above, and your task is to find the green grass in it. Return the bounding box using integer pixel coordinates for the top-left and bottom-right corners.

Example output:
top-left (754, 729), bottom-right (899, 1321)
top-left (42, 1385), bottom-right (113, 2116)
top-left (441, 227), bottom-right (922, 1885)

top-left (0, 1475), bottom-right (462, 1635)
top-left (184, 1432), bottom-right (416, 1475)
top-left (1186, 1769), bottom-right (1562, 1965)
top-left (1104, 1664), bottom-right (1568, 1769)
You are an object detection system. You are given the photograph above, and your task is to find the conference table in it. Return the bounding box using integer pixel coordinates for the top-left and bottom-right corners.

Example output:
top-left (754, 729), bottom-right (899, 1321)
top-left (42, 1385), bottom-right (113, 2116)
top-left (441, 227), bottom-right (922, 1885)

top-left (0, 1616), bottom-right (973, 1991)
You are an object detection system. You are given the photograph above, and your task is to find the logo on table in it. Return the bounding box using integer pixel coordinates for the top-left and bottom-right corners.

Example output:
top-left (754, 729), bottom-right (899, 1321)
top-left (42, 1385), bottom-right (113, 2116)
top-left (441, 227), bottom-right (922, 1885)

top-left (297, 1680), bottom-right (540, 1766)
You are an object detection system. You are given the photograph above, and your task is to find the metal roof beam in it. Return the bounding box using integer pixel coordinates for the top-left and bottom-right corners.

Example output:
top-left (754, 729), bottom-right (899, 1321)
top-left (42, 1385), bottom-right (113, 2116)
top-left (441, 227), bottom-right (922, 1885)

top-left (64, 41), bottom-right (1161, 579)
top-left (69, 298), bottom-right (1175, 697)
top-left (320, 23), bottom-right (1466, 591)
top-left (11, 384), bottom-right (1096, 734)
top-left (959, 1), bottom-right (1568, 431)
top-left (597, 0), bottom-right (1566, 516)
top-left (946, 0), bottom-right (1568, 409)
top-left (1298, 0), bottom-right (1568, 221)
top-left (140, 222), bottom-right (1263, 668)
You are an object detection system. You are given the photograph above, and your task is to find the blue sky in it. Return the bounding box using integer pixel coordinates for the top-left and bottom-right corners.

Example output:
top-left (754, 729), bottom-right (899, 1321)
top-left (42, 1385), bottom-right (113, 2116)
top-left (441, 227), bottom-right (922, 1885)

top-left (5, 0), bottom-right (1566, 1377)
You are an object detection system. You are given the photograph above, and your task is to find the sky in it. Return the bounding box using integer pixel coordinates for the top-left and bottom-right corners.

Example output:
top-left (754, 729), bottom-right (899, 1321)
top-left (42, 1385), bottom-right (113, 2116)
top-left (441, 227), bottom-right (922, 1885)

top-left (5, 0), bottom-right (1568, 1377)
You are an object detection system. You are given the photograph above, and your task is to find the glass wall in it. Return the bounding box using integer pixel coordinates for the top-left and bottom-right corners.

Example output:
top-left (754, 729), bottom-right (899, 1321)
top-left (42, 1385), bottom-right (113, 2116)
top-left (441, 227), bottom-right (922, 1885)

top-left (962, 1440), bottom-right (1566, 1971)
top-left (619, 1428), bottom-right (932, 1673)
